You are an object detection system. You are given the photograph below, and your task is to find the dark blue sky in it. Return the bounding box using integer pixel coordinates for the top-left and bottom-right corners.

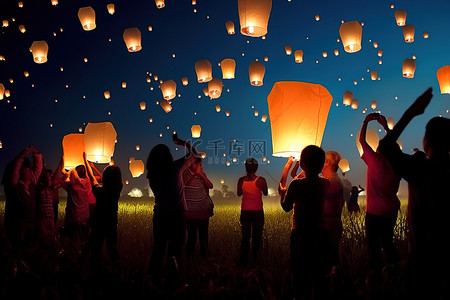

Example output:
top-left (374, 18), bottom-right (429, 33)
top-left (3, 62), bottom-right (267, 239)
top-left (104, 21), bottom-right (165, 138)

top-left (1, 0), bottom-right (449, 196)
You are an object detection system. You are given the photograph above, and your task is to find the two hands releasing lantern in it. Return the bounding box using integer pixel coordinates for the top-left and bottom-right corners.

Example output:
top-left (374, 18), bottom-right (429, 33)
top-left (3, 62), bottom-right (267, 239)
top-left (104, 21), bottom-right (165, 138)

top-left (267, 81), bottom-right (333, 159)
top-left (84, 122), bottom-right (117, 163)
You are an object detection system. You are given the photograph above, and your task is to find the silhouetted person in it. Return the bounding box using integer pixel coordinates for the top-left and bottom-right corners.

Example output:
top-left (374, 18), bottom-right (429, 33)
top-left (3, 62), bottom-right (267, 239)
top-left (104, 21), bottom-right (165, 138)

top-left (378, 88), bottom-right (450, 299)
top-left (360, 113), bottom-right (401, 287)
top-left (146, 133), bottom-right (198, 291)
top-left (348, 185), bottom-right (364, 213)
top-left (341, 172), bottom-right (353, 208)
top-left (183, 157), bottom-right (213, 261)
top-left (279, 146), bottom-right (329, 300)
top-left (237, 158), bottom-right (268, 266)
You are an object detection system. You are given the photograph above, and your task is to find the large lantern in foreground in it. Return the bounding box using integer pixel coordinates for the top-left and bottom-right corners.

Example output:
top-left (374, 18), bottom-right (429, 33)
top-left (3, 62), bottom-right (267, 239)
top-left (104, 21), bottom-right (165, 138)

top-left (249, 61), bottom-right (265, 86)
top-left (238, 0), bottom-right (272, 37)
top-left (160, 79), bottom-right (176, 100)
top-left (195, 59), bottom-right (212, 83)
top-left (267, 81), bottom-right (333, 159)
top-left (339, 21), bottom-right (362, 53)
top-left (221, 58), bottom-right (236, 79)
top-left (0, 83), bottom-right (4, 100)
top-left (62, 134), bottom-right (85, 170)
top-left (30, 41), bottom-right (48, 64)
top-left (402, 59), bottom-right (416, 78)
top-left (123, 27), bottom-right (142, 52)
top-left (78, 6), bottom-right (96, 31)
top-left (84, 122), bottom-right (117, 163)
top-left (338, 158), bottom-right (350, 173)
top-left (437, 65), bottom-right (450, 94)
top-left (356, 129), bottom-right (379, 156)
top-left (129, 159), bottom-right (145, 177)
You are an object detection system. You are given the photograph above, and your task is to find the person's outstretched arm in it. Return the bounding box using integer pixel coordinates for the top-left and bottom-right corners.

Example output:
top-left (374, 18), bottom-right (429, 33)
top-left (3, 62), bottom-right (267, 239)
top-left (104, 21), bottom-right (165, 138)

top-left (360, 113), bottom-right (379, 154)
top-left (259, 177), bottom-right (268, 196)
top-left (290, 161), bottom-right (300, 179)
top-left (279, 156), bottom-right (295, 194)
top-left (83, 152), bottom-right (99, 186)
top-left (11, 147), bottom-right (32, 187)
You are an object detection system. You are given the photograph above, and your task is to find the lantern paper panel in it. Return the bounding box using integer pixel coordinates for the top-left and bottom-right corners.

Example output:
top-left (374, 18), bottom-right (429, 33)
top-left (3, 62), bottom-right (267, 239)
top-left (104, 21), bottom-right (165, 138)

top-left (123, 27), bottom-right (142, 52)
top-left (267, 81), bottom-right (333, 159)
top-left (221, 58), bottom-right (236, 79)
top-left (339, 21), bottom-right (362, 53)
top-left (84, 122), bottom-right (117, 163)
top-left (437, 65), bottom-right (450, 94)
top-left (78, 6), bottom-right (96, 31)
top-left (62, 134), bottom-right (85, 170)
top-left (238, 0), bottom-right (272, 37)
top-left (195, 59), bottom-right (212, 83)
top-left (356, 129), bottom-right (379, 156)
top-left (249, 61), bottom-right (265, 86)
top-left (129, 159), bottom-right (145, 177)
top-left (338, 158), bottom-right (350, 173)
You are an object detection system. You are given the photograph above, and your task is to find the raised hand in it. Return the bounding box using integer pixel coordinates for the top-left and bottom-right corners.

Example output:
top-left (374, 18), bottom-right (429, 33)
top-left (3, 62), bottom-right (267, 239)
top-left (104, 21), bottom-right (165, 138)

top-left (406, 87), bottom-right (433, 118)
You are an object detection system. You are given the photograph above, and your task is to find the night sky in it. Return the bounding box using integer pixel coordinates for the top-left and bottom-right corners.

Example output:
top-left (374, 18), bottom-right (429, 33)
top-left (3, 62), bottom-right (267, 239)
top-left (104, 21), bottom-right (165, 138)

top-left (1, 0), bottom-right (449, 196)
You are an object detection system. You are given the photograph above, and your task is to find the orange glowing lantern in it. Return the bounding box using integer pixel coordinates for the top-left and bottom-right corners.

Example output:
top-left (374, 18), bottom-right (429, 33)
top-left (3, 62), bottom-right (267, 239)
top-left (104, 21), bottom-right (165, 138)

top-left (225, 21), bottom-right (235, 34)
top-left (203, 87), bottom-right (209, 97)
top-left (208, 78), bottom-right (223, 99)
top-left (334, 49), bottom-right (339, 56)
top-left (267, 81), bottom-right (333, 159)
top-left (155, 0), bottom-right (165, 9)
top-left (371, 71), bottom-right (377, 80)
top-left (215, 104), bottom-right (221, 112)
top-left (2, 20), bottom-right (8, 27)
top-left (160, 79), bottom-right (176, 100)
top-left (78, 6), bottom-right (96, 31)
top-left (322, 51), bottom-right (327, 58)
top-left (122, 82), bottom-right (127, 88)
top-left (378, 50), bottom-right (383, 57)
top-left (315, 15), bottom-right (320, 21)
top-left (437, 65), bottom-right (450, 94)
top-left (402, 59), bottom-right (416, 78)
top-left (339, 21), bottom-right (362, 53)
top-left (356, 129), bottom-right (379, 156)
top-left (123, 27), bottom-right (142, 52)
top-left (261, 114), bottom-right (267, 122)
top-left (238, 0), bottom-right (272, 37)
top-left (423, 32), bottom-right (429, 39)
top-left (24, 71), bottom-right (29, 77)
top-left (254, 110), bottom-right (259, 117)
top-left (294, 50), bottom-right (303, 63)
top-left (225, 110), bottom-right (230, 117)
top-left (84, 122), bottom-right (117, 163)
top-left (140, 101), bottom-right (146, 110)
top-left (18, 2), bottom-right (23, 8)
top-left (182, 77), bottom-right (188, 86)
top-left (0, 83), bottom-right (4, 100)
top-left (195, 59), bottom-right (212, 83)
top-left (221, 58), bottom-right (236, 79)
top-left (30, 41), bottom-right (49, 64)
top-left (343, 90), bottom-right (353, 106)
top-left (338, 158), bottom-right (350, 173)
top-left (62, 134), bottom-right (86, 170)
top-left (285, 45), bottom-right (292, 55)
top-left (371, 100), bottom-right (377, 109)
top-left (373, 42), bottom-right (378, 48)
top-left (51, 0), bottom-right (58, 5)
top-left (351, 99), bottom-right (359, 109)
top-left (107, 4), bottom-right (115, 15)
top-left (249, 60), bottom-right (265, 86)
top-left (160, 99), bottom-right (172, 113)
top-left (129, 159), bottom-right (145, 177)
top-left (19, 25), bottom-right (26, 33)
top-left (403, 24), bottom-right (415, 43)
top-left (191, 125), bottom-right (201, 138)
top-left (104, 91), bottom-right (111, 99)
top-left (4, 90), bottom-right (10, 98)
top-left (387, 117), bottom-right (394, 130)
top-left (395, 10), bottom-right (406, 26)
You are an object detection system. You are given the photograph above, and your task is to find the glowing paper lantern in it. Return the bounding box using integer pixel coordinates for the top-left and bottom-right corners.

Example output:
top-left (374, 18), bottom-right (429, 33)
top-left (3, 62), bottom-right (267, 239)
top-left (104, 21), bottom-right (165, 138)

top-left (267, 81), bottom-right (333, 159)
top-left (2, 20), bottom-right (9, 27)
top-left (182, 77), bottom-right (188, 86)
top-left (402, 59), bottom-right (416, 78)
top-left (123, 27), bottom-right (142, 52)
top-left (343, 90), bottom-right (352, 106)
top-left (315, 15), bottom-right (320, 21)
top-left (203, 87), bottom-right (209, 97)
top-left (155, 0), bottom-right (165, 8)
top-left (403, 24), bottom-right (415, 43)
top-left (78, 6), bottom-right (96, 31)
top-left (387, 117), bottom-right (394, 130)
top-left (225, 110), bottom-right (230, 117)
top-left (51, 0), bottom-right (58, 5)
top-left (160, 99), bottom-right (172, 113)
top-left (356, 129), bottom-right (379, 156)
top-left (0, 83), bottom-right (5, 100)
top-left (30, 41), bottom-right (49, 64)
top-left (334, 49), bottom-right (339, 56)
top-left (4, 90), bottom-right (10, 97)
top-left (122, 82), bottom-right (127, 88)
top-left (395, 10), bottom-right (406, 26)
top-left (160, 80), bottom-right (176, 100)
top-left (339, 21), bottom-right (362, 53)
top-left (225, 21), bottom-right (235, 34)
top-left (371, 71), bottom-right (377, 80)
top-left (249, 61), bottom-right (265, 86)
top-left (294, 50), bottom-right (303, 63)
top-left (18, 2), bottom-right (23, 8)
top-left (84, 122), bottom-right (117, 163)
top-left (378, 50), bottom-right (383, 57)
top-left (261, 114), bottom-right (267, 122)
top-left (285, 45), bottom-right (292, 55)
top-left (191, 125), bottom-right (201, 138)
top-left (423, 32), bottom-right (429, 39)
top-left (140, 101), bottom-right (146, 110)
top-left (62, 134), bottom-right (85, 170)
top-left (19, 25), bottom-right (26, 33)
top-left (104, 91), bottom-right (111, 99)
top-left (107, 4), bottom-right (115, 15)
top-left (215, 104), bottom-right (221, 112)
top-left (338, 158), bottom-right (350, 173)
top-left (208, 78), bottom-right (223, 99)
top-left (238, 0), bottom-right (272, 37)
top-left (437, 65), bottom-right (450, 94)
top-left (373, 42), bottom-right (378, 48)
top-left (221, 59), bottom-right (236, 79)
top-left (371, 100), bottom-right (377, 109)
top-left (24, 71), bottom-right (29, 77)
top-left (322, 51), bottom-right (327, 58)
top-left (254, 110), bottom-right (259, 116)
top-left (195, 59), bottom-right (212, 83)
top-left (351, 99), bottom-right (359, 109)
top-left (129, 159), bottom-right (145, 177)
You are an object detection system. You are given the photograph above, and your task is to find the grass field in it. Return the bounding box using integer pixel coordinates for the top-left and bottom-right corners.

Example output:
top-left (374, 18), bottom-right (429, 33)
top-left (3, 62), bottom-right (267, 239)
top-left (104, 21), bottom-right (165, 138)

top-left (0, 196), bottom-right (408, 299)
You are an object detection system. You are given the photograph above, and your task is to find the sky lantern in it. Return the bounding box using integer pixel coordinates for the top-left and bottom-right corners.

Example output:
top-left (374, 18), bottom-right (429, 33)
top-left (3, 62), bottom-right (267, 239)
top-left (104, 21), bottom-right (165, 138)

top-left (107, 4), bottom-right (115, 15)
top-left (238, 0), bottom-right (272, 37)
top-left (18, 1), bottom-right (23, 7)
top-left (191, 125), bottom-right (201, 138)
top-left (195, 59), bottom-right (212, 83)
top-left (4, 90), bottom-right (10, 98)
top-left (249, 60), bottom-right (265, 86)
top-left (123, 27), bottom-right (142, 52)
top-left (395, 10), bottom-right (406, 26)
top-left (129, 159), bottom-right (145, 177)
top-left (261, 114), bottom-right (267, 122)
top-left (294, 50), bottom-right (303, 63)
top-left (84, 122), bottom-right (117, 163)
top-left (2, 20), bottom-right (9, 27)
top-left (160, 79), bottom-right (176, 100)
top-left (104, 91), bottom-right (111, 99)
top-left (371, 70), bottom-right (377, 80)
top-left (221, 58), bottom-right (236, 79)
top-left (267, 81), bottom-right (333, 159)
top-left (208, 78), bottom-right (223, 99)
top-left (78, 6), bottom-right (96, 31)
top-left (51, 0), bottom-right (58, 5)
top-left (0, 83), bottom-right (5, 100)
top-left (387, 117), bottom-right (394, 130)
top-left (351, 99), bottom-right (359, 109)
top-left (334, 49), bottom-right (339, 56)
top-left (423, 32), bottom-right (429, 39)
top-left (30, 41), bottom-right (49, 64)
top-left (285, 45), bottom-right (292, 55)
top-left (215, 104), bottom-right (221, 112)
top-left (378, 50), bottom-right (383, 57)
top-left (122, 82), bottom-right (127, 88)
top-left (225, 110), bottom-right (230, 117)
top-left (402, 58), bottom-right (416, 78)
top-left (140, 101), bottom-right (146, 110)
top-left (19, 25), bottom-right (26, 33)
top-left (403, 24), bottom-right (415, 43)
top-left (254, 110), bottom-right (259, 116)
top-left (343, 90), bottom-right (352, 106)
top-left (373, 42), bottom-right (378, 48)
top-left (339, 21), bottom-right (362, 53)
top-left (62, 134), bottom-right (85, 170)
top-left (225, 21), bottom-right (235, 34)
top-left (356, 129), bottom-right (379, 156)
top-left (437, 65), bottom-right (450, 94)
top-left (371, 100), bottom-right (377, 109)
top-left (338, 158), bottom-right (350, 173)
top-left (315, 15), bottom-right (320, 21)
top-left (155, 0), bottom-right (165, 9)
top-left (160, 99), bottom-right (172, 113)
top-left (24, 71), bottom-right (29, 77)
top-left (182, 77), bottom-right (188, 86)
top-left (203, 87), bottom-right (209, 97)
